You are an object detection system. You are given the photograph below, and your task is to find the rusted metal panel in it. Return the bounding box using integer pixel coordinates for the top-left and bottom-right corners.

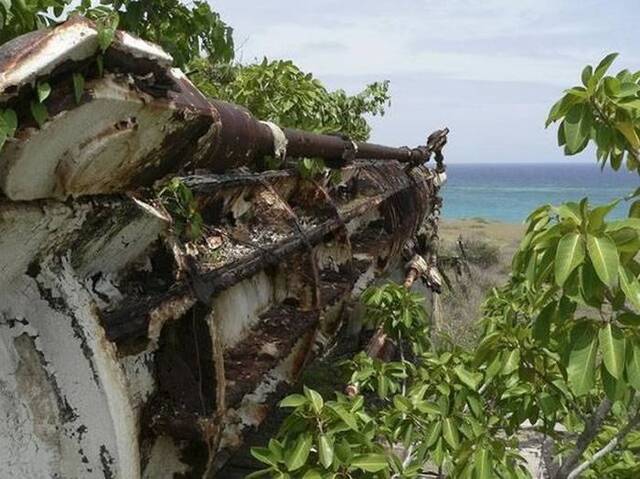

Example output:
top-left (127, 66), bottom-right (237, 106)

top-left (0, 17), bottom-right (448, 478)
top-left (0, 18), bottom-right (447, 201)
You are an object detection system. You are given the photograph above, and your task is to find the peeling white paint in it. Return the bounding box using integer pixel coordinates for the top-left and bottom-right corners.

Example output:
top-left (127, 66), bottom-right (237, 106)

top-left (213, 271), bottom-right (280, 348)
top-left (0, 76), bottom-right (187, 200)
top-left (0, 19), bottom-right (99, 101)
top-left (0, 17), bottom-right (173, 102)
top-left (143, 435), bottom-right (190, 479)
top-left (0, 260), bottom-right (139, 478)
top-left (0, 201), bottom-right (87, 288)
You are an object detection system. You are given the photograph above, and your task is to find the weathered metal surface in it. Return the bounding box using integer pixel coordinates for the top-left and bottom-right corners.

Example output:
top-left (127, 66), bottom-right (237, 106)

top-left (0, 17), bottom-right (448, 478)
top-left (0, 17), bottom-right (446, 201)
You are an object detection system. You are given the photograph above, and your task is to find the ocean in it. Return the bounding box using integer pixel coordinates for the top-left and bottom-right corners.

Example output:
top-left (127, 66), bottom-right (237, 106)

top-left (441, 163), bottom-right (639, 223)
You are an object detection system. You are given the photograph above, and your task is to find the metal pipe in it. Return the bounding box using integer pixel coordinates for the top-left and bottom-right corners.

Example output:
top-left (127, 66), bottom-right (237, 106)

top-left (207, 100), bottom-right (448, 170)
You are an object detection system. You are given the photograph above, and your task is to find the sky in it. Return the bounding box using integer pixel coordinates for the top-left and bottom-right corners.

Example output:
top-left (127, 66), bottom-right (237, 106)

top-left (212, 0), bottom-right (640, 164)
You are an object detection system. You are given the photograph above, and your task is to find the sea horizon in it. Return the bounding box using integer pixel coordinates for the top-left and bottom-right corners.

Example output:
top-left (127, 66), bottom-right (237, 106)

top-left (441, 162), bottom-right (639, 223)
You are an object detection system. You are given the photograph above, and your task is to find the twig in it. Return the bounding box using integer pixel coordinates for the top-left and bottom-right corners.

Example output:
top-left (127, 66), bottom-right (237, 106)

top-left (553, 398), bottom-right (613, 479)
top-left (566, 407), bottom-right (640, 479)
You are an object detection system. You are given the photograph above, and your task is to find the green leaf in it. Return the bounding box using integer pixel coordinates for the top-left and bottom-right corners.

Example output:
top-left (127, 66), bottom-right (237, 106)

top-left (466, 395), bottom-right (482, 418)
top-left (72, 73), bottom-right (85, 104)
top-left (96, 55), bottom-right (104, 77)
top-left (268, 439), bottom-right (284, 462)
top-left (599, 323), bottom-right (626, 379)
top-left (563, 104), bottom-right (589, 154)
top-left (616, 121), bottom-right (640, 150)
top-left (284, 433), bottom-right (312, 471)
top-left (245, 470), bottom-right (272, 479)
top-left (425, 421), bottom-right (442, 448)
top-left (626, 340), bottom-right (640, 390)
top-left (555, 233), bottom-right (585, 286)
top-left (0, 108), bottom-right (17, 136)
top-left (581, 65), bottom-right (593, 87)
top-left (620, 267), bottom-right (640, 311)
top-left (97, 17), bottom-right (118, 52)
top-left (618, 82), bottom-right (640, 98)
top-left (37, 81), bottom-right (51, 103)
top-left (335, 439), bottom-right (352, 463)
top-left (30, 101), bottom-right (48, 128)
top-left (433, 438), bottom-right (444, 466)
top-left (350, 453), bottom-right (388, 473)
top-left (588, 200), bottom-right (620, 232)
top-left (605, 77), bottom-right (622, 98)
top-left (593, 53), bottom-right (619, 84)
top-left (586, 234), bottom-right (619, 287)
top-left (501, 349), bottom-right (520, 375)
top-left (602, 364), bottom-right (627, 401)
top-left (475, 447), bottom-right (492, 479)
top-left (327, 404), bottom-right (357, 430)
top-left (251, 447), bottom-right (279, 468)
top-left (301, 470), bottom-right (322, 479)
top-left (454, 365), bottom-right (482, 390)
top-left (555, 203), bottom-right (582, 223)
top-left (608, 218), bottom-right (640, 232)
top-left (547, 94), bottom-right (583, 127)
top-left (279, 394), bottom-right (307, 408)
top-left (533, 301), bottom-right (556, 344)
top-left (303, 386), bottom-right (323, 414)
top-left (442, 417), bottom-right (460, 449)
top-left (318, 434), bottom-right (333, 468)
top-left (538, 392), bottom-right (560, 417)
top-left (567, 322), bottom-right (598, 396)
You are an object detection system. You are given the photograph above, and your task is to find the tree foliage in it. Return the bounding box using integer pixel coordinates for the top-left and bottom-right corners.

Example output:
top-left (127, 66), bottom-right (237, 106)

top-left (0, 1), bottom-right (388, 158)
top-left (190, 57), bottom-right (390, 142)
top-left (250, 54), bottom-right (640, 479)
top-left (547, 53), bottom-right (640, 174)
top-left (0, 0), bottom-right (234, 67)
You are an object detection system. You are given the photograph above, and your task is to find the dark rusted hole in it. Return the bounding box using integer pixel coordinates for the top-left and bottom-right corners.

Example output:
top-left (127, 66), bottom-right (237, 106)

top-left (155, 303), bottom-right (216, 416)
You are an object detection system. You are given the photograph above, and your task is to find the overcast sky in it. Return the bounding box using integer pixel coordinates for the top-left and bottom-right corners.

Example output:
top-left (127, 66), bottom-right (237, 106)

top-left (213, 0), bottom-right (640, 164)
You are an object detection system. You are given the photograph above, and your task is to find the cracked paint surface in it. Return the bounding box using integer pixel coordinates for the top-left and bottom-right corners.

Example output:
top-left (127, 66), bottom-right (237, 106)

top-left (0, 17), bottom-right (446, 478)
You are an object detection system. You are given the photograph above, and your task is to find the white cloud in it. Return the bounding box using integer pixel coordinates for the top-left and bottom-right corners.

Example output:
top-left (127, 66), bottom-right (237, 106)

top-left (213, 0), bottom-right (640, 162)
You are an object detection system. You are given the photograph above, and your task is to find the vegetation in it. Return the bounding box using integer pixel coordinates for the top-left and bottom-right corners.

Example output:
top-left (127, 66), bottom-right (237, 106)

top-left (0, 1), bottom-right (389, 175)
top-left (0, 0), bottom-right (234, 67)
top-left (190, 58), bottom-right (390, 142)
top-left (3, 2), bottom-right (640, 478)
top-left (248, 54), bottom-right (640, 479)
top-left (157, 178), bottom-right (203, 242)
top-left (547, 53), bottom-right (640, 174)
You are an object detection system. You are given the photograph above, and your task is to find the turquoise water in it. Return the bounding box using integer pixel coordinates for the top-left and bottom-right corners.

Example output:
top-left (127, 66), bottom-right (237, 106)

top-left (441, 163), bottom-right (639, 223)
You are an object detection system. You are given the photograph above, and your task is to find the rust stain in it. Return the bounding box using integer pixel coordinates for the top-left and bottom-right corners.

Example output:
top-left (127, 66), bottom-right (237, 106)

top-left (0, 17), bottom-right (448, 477)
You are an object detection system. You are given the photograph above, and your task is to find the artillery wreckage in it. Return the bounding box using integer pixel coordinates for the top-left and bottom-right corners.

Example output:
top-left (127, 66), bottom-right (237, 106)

top-left (0, 18), bottom-right (448, 478)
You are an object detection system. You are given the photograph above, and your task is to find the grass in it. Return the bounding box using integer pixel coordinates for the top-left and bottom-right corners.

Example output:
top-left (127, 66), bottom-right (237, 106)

top-left (433, 218), bottom-right (524, 347)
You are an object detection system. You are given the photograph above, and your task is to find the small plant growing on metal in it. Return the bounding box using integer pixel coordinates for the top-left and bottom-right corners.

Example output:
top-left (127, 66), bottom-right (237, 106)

top-left (157, 178), bottom-right (203, 242)
top-left (0, 108), bottom-right (17, 151)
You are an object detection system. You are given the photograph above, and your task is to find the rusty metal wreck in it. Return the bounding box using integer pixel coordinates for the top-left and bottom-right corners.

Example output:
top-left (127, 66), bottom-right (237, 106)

top-left (0, 17), bottom-right (448, 478)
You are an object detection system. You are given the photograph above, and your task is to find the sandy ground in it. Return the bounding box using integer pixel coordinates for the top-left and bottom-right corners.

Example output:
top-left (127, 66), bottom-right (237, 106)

top-left (439, 218), bottom-right (524, 260)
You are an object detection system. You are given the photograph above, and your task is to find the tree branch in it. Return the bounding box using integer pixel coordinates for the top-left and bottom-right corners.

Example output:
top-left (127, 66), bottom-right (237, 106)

top-left (553, 398), bottom-right (612, 479)
top-left (566, 407), bottom-right (640, 479)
